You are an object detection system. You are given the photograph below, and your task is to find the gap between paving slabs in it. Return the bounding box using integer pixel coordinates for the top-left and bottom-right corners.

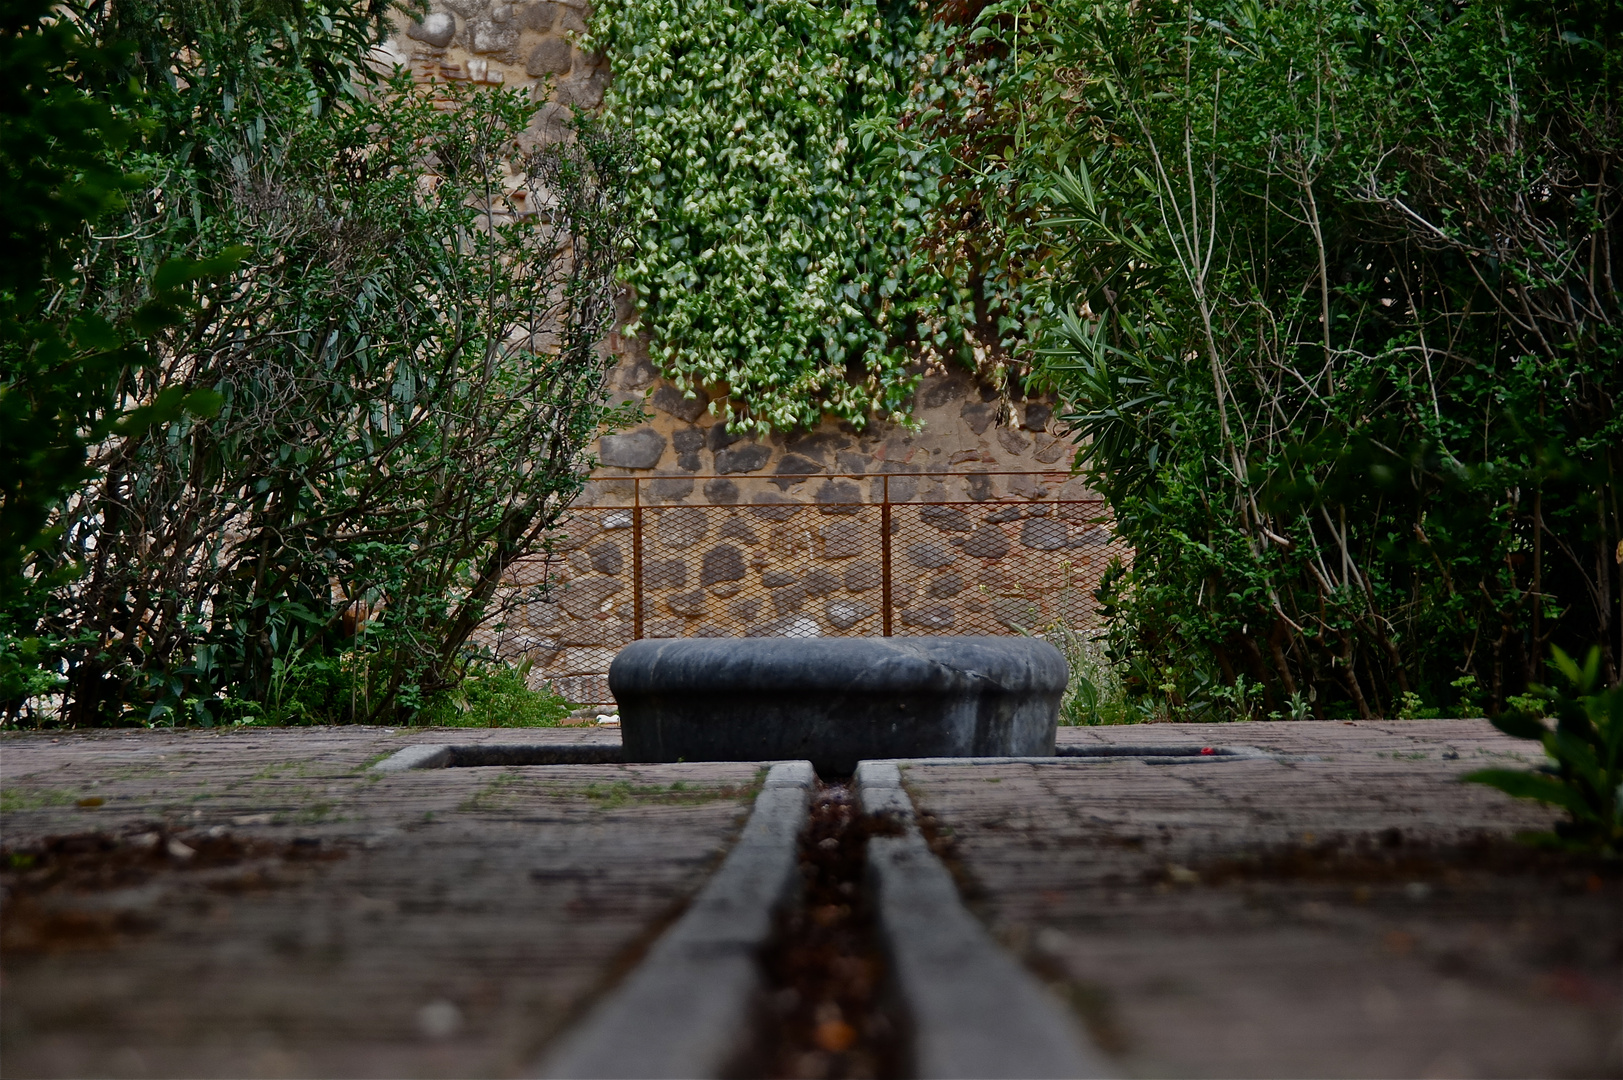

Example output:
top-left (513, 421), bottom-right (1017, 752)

top-left (370, 741), bottom-right (1279, 774)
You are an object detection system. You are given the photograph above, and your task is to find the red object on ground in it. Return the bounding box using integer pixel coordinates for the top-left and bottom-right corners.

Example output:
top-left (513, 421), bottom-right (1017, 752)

top-left (1200, 747), bottom-right (1216, 755)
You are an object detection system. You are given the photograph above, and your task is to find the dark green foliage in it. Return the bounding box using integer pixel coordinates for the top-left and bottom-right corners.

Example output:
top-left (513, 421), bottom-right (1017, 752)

top-left (5, 0), bottom-right (631, 726)
top-left (0, 0), bottom-right (242, 705)
top-left (417, 660), bottom-right (571, 728)
top-left (925, 0), bottom-right (1621, 718)
top-left (1466, 647), bottom-right (1623, 853)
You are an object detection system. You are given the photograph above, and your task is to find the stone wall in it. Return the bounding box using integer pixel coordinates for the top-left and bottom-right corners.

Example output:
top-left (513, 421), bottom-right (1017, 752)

top-left (387, 8), bottom-right (1116, 704)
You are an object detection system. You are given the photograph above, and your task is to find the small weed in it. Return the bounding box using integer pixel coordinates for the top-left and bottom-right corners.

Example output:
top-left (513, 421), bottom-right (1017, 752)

top-left (581, 779), bottom-right (750, 809)
top-left (419, 659), bottom-right (571, 728)
top-left (459, 771), bottom-right (525, 812)
top-left (0, 788), bottom-right (76, 812)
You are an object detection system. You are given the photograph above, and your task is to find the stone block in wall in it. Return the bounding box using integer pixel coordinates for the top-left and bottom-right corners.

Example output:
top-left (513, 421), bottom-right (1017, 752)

top-left (927, 572), bottom-right (965, 598)
top-left (520, 1), bottom-right (559, 30)
top-left (1020, 518), bottom-right (1068, 551)
top-left (700, 544), bottom-right (745, 586)
top-left (556, 5), bottom-right (587, 34)
top-left (728, 597), bottom-right (763, 622)
top-left (526, 36), bottom-right (572, 75)
top-left (984, 505), bottom-right (1024, 523)
top-left (1058, 478), bottom-right (1100, 520)
top-left (718, 516), bottom-right (758, 543)
top-left (825, 599), bottom-right (877, 630)
top-left (643, 558), bottom-right (686, 588)
top-left (1034, 437), bottom-right (1069, 465)
top-left (650, 383), bottom-right (709, 423)
top-left (643, 618), bottom-right (686, 638)
top-left (817, 521), bottom-right (863, 560)
top-left (960, 400), bottom-right (995, 435)
top-left (599, 428), bottom-right (665, 469)
top-left (666, 589), bottom-right (706, 617)
top-left (965, 473), bottom-right (994, 502)
top-left (990, 595), bottom-right (1041, 629)
top-left (707, 424), bottom-right (743, 451)
top-left (549, 516), bottom-right (600, 551)
top-left (715, 443), bottom-right (771, 474)
top-left (843, 562), bottom-right (880, 591)
top-left (915, 374), bottom-right (970, 410)
top-left (1008, 473), bottom-right (1049, 500)
top-left (672, 427), bottom-right (704, 472)
top-left (906, 542), bottom-right (956, 569)
top-left (560, 621), bottom-right (621, 647)
top-left (804, 567), bottom-right (839, 596)
top-left (996, 427), bottom-right (1032, 455)
top-left (703, 478), bottom-right (738, 503)
top-left (769, 584), bottom-right (807, 617)
top-left (586, 540), bottom-right (622, 574)
top-left (920, 506), bottom-right (971, 532)
top-left (1023, 403), bottom-right (1052, 431)
top-left (835, 450), bottom-right (868, 474)
top-left (524, 600), bottom-right (561, 628)
top-left (558, 577), bottom-right (622, 618)
top-left (772, 455), bottom-right (823, 489)
top-left (469, 18), bottom-right (518, 54)
top-left (961, 524), bottom-right (1011, 559)
top-left (1069, 525), bottom-right (1112, 549)
top-left (814, 479), bottom-right (861, 513)
top-left (408, 12), bottom-right (457, 46)
top-left (761, 568), bottom-right (798, 588)
top-left (901, 605), bottom-right (954, 630)
top-left (614, 354), bottom-right (659, 391)
top-left (747, 493), bottom-right (801, 521)
top-left (746, 615), bottom-right (822, 638)
top-left (785, 431), bottom-right (848, 465)
top-left (649, 476), bottom-right (694, 501)
top-left (656, 507), bottom-right (707, 549)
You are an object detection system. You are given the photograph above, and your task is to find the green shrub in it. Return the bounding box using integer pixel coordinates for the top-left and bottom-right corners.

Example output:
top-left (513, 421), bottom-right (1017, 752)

top-left (918, 0), bottom-right (1620, 719)
top-left (1466, 647), bottom-right (1623, 854)
top-left (591, 0), bottom-right (984, 432)
top-left (417, 660), bottom-right (571, 729)
top-left (7, 0), bottom-right (634, 726)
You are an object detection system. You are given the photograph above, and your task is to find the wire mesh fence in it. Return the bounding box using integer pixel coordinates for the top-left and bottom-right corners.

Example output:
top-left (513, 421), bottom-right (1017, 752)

top-left (485, 472), bottom-right (1125, 705)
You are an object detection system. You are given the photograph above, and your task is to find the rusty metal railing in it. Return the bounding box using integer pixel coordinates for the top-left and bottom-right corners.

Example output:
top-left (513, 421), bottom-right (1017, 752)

top-left (489, 472), bottom-right (1122, 705)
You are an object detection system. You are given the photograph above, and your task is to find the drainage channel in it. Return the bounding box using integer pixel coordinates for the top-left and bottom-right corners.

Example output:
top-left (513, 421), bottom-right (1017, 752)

top-left (752, 781), bottom-right (903, 1079)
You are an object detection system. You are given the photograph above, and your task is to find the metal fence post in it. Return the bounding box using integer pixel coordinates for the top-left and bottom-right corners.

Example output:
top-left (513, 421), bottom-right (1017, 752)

top-left (631, 478), bottom-right (644, 640)
top-left (881, 473), bottom-right (893, 637)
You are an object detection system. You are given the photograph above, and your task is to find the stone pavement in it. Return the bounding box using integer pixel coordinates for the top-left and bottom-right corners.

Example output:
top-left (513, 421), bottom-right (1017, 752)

top-left (3, 720), bottom-right (1619, 1079)
top-left (911, 720), bottom-right (1623, 1078)
top-left (1, 727), bottom-right (760, 1078)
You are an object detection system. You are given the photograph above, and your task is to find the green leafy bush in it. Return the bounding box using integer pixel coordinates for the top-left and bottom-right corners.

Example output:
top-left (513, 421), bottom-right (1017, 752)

top-left (1467, 647), bottom-right (1623, 854)
top-left (921, 0), bottom-right (1620, 718)
top-left (590, 0), bottom-right (984, 431)
top-left (417, 660), bottom-right (570, 729)
top-left (6, 0), bottom-right (633, 726)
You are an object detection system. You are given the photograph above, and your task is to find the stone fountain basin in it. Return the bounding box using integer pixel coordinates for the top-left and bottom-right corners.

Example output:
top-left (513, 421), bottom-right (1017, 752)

top-left (609, 636), bottom-right (1067, 775)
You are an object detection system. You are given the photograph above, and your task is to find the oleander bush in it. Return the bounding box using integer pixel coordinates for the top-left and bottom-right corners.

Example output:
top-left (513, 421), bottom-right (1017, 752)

top-left (921, 0), bottom-right (1621, 719)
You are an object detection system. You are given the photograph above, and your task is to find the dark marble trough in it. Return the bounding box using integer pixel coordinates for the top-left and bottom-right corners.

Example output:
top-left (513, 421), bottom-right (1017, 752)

top-left (609, 636), bottom-right (1067, 775)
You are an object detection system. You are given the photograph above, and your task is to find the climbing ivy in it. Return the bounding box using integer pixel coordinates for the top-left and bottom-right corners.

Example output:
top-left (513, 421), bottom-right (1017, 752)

top-left (590, 0), bottom-right (976, 432)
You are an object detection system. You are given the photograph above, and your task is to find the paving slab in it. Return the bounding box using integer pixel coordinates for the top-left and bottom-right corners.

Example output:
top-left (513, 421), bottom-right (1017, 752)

top-left (1, 727), bottom-right (759, 1079)
top-left (904, 720), bottom-right (1623, 1079)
